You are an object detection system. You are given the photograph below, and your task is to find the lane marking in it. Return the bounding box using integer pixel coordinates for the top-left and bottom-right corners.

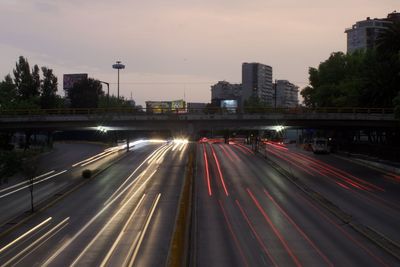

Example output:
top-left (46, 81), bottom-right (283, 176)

top-left (0, 217), bottom-right (52, 254)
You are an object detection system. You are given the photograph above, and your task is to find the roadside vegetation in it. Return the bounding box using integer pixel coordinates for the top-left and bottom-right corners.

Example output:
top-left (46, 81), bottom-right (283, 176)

top-left (0, 56), bottom-right (134, 180)
top-left (301, 22), bottom-right (400, 117)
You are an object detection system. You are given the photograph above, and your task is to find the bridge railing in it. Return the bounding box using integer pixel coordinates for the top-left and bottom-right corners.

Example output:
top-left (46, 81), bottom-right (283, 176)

top-left (0, 107), bottom-right (395, 116)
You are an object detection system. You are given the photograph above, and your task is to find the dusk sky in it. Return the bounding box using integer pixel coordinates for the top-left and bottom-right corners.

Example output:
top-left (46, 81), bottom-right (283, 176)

top-left (0, 0), bottom-right (398, 106)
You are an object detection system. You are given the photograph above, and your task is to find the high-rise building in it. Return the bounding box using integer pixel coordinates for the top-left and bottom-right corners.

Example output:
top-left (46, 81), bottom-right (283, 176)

top-left (345, 11), bottom-right (400, 53)
top-left (211, 80), bottom-right (242, 103)
top-left (242, 62), bottom-right (273, 106)
top-left (274, 80), bottom-right (299, 108)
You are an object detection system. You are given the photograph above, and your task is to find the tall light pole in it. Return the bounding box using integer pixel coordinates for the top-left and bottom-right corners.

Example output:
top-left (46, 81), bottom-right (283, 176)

top-left (112, 60), bottom-right (125, 100)
top-left (99, 81), bottom-right (109, 108)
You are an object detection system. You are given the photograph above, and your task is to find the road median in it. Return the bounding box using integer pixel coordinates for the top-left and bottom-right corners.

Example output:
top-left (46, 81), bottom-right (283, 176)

top-left (166, 143), bottom-right (196, 267)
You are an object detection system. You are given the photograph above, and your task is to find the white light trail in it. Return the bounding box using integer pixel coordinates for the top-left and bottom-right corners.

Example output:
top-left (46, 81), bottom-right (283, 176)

top-left (147, 144), bottom-right (170, 164)
top-left (0, 170), bottom-right (55, 194)
top-left (0, 217), bottom-right (52, 254)
top-left (0, 170), bottom-right (67, 199)
top-left (126, 193), bottom-right (161, 267)
top-left (70, 194), bottom-right (146, 267)
top-left (104, 144), bottom-right (166, 206)
top-left (99, 194), bottom-right (146, 267)
top-left (156, 146), bottom-right (172, 163)
top-left (42, 171), bottom-right (157, 266)
top-left (2, 218), bottom-right (69, 267)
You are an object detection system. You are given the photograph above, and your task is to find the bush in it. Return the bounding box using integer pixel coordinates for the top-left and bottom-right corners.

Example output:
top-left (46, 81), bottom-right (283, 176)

top-left (0, 151), bottom-right (21, 178)
top-left (82, 169), bottom-right (92, 178)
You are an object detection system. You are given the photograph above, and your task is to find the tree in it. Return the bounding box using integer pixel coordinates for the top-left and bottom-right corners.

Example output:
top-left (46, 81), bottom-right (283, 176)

top-left (376, 22), bottom-right (400, 55)
top-left (67, 78), bottom-right (104, 108)
top-left (300, 49), bottom-right (399, 108)
top-left (0, 74), bottom-right (17, 110)
top-left (13, 56), bottom-right (40, 101)
top-left (22, 157), bottom-right (38, 213)
top-left (244, 95), bottom-right (269, 113)
top-left (204, 103), bottom-right (219, 114)
top-left (40, 67), bottom-right (59, 109)
top-left (394, 91), bottom-right (400, 119)
top-left (360, 49), bottom-right (400, 107)
top-left (300, 85), bottom-right (315, 108)
top-left (98, 95), bottom-right (134, 109)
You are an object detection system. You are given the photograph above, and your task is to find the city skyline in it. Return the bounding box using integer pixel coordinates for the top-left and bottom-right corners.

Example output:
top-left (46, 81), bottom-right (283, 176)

top-left (0, 1), bottom-right (397, 106)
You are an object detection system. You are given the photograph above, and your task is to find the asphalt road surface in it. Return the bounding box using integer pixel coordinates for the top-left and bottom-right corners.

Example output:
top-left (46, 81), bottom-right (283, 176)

top-left (193, 141), bottom-right (398, 266)
top-left (0, 140), bottom-right (189, 267)
top-left (261, 142), bottom-right (400, 244)
top-left (0, 142), bottom-right (124, 226)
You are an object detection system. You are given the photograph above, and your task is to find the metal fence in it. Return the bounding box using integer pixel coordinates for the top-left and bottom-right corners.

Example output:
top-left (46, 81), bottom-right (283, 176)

top-left (0, 107), bottom-right (395, 116)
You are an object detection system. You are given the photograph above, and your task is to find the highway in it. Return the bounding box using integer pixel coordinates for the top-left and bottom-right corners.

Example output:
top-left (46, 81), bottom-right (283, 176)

top-left (193, 141), bottom-right (398, 266)
top-left (262, 142), bottom-right (400, 244)
top-left (1, 139), bottom-right (399, 266)
top-left (0, 140), bottom-right (189, 266)
top-left (0, 142), bottom-right (127, 226)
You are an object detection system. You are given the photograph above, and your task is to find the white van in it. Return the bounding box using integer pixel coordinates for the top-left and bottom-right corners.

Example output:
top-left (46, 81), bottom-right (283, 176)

top-left (311, 138), bottom-right (329, 154)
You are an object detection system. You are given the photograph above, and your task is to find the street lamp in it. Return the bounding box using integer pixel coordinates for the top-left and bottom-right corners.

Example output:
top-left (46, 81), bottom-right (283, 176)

top-left (112, 60), bottom-right (125, 100)
top-left (99, 81), bottom-right (109, 107)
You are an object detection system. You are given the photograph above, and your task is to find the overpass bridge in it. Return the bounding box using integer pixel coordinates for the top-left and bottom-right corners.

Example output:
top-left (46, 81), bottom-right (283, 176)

top-left (0, 107), bottom-right (398, 133)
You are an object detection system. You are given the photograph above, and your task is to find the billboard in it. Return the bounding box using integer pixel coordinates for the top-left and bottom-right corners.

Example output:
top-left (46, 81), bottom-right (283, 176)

top-left (63, 73), bottom-right (88, 90)
top-left (220, 99), bottom-right (237, 113)
top-left (171, 99), bottom-right (186, 113)
top-left (146, 101), bottom-right (171, 114)
top-left (146, 100), bottom-right (186, 114)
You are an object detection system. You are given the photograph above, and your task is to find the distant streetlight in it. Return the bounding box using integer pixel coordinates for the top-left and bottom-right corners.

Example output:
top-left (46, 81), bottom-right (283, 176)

top-left (112, 60), bottom-right (125, 100)
top-left (99, 81), bottom-right (109, 107)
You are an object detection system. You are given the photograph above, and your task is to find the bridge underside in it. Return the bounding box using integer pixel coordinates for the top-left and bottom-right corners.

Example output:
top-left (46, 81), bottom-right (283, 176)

top-left (0, 113), bottom-right (398, 132)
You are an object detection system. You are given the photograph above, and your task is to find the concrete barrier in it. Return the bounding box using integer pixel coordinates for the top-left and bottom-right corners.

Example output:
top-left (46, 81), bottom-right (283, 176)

top-left (166, 144), bottom-right (196, 267)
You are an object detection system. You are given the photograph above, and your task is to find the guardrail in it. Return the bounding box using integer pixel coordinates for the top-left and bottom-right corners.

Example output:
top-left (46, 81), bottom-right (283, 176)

top-left (0, 107), bottom-right (395, 116)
